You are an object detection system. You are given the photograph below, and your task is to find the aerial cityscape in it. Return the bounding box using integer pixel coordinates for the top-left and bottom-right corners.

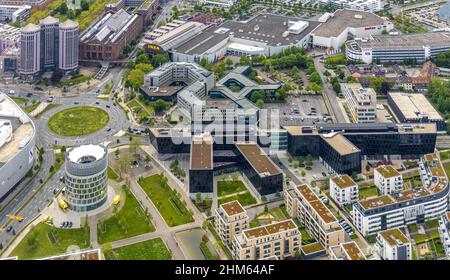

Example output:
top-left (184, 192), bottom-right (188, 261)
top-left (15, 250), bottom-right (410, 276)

top-left (0, 0), bottom-right (450, 265)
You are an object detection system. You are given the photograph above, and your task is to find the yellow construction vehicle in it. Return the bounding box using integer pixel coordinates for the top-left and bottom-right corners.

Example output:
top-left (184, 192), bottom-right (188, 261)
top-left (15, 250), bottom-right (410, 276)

top-left (113, 195), bottom-right (121, 205)
top-left (6, 215), bottom-right (24, 222)
top-left (58, 199), bottom-right (68, 211)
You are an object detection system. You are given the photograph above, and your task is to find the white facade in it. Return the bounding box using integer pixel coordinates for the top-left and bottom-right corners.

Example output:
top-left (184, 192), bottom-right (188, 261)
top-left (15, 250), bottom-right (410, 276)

top-left (19, 23), bottom-right (40, 79)
top-left (58, 20), bottom-right (79, 73)
top-left (438, 212), bottom-right (450, 259)
top-left (0, 4), bottom-right (31, 22)
top-left (374, 165), bottom-right (403, 195)
top-left (341, 83), bottom-right (376, 123)
top-left (376, 228), bottom-right (412, 260)
top-left (214, 200), bottom-right (249, 245)
top-left (330, 175), bottom-right (359, 206)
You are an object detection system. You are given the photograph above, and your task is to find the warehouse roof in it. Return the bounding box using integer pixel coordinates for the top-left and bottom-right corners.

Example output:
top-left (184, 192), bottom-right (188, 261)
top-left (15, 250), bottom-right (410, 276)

top-left (388, 92), bottom-right (443, 121)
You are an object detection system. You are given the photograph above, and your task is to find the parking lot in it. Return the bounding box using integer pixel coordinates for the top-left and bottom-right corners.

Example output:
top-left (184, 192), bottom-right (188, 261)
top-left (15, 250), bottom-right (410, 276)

top-left (264, 94), bottom-right (330, 126)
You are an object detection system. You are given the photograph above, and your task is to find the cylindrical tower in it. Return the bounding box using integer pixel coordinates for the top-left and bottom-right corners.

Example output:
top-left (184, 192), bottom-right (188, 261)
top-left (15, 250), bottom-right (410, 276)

top-left (40, 16), bottom-right (59, 71)
top-left (64, 144), bottom-right (108, 212)
top-left (58, 19), bottom-right (79, 73)
top-left (20, 23), bottom-right (40, 80)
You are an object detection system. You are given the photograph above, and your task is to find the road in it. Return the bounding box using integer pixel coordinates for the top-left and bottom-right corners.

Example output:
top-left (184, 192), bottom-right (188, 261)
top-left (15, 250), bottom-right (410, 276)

top-left (390, 0), bottom-right (444, 15)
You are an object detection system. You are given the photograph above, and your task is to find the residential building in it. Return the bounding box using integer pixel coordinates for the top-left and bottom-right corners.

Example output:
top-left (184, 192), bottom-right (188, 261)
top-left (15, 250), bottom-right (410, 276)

top-left (341, 83), bottom-right (377, 123)
top-left (438, 212), bottom-right (450, 259)
top-left (214, 200), bottom-right (249, 245)
top-left (232, 219), bottom-right (301, 260)
top-left (353, 153), bottom-right (449, 236)
top-left (374, 165), bottom-right (403, 195)
top-left (330, 174), bottom-right (359, 206)
top-left (285, 184), bottom-right (346, 249)
top-left (329, 241), bottom-right (366, 260)
top-left (376, 228), bottom-right (412, 260)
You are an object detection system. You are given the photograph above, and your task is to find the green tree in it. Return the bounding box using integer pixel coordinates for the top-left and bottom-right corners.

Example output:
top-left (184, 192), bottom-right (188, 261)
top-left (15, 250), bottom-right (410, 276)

top-left (127, 69), bottom-right (144, 90)
top-left (153, 99), bottom-right (169, 113)
top-left (256, 99), bottom-right (264, 108)
top-left (59, 3), bottom-right (68, 14)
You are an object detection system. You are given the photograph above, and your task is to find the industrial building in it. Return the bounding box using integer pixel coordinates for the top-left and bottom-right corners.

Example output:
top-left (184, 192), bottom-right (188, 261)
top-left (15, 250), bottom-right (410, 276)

top-left (64, 145), bottom-right (108, 212)
top-left (0, 93), bottom-right (36, 201)
top-left (387, 92), bottom-right (446, 131)
top-left (311, 9), bottom-right (393, 51)
top-left (346, 32), bottom-right (450, 64)
top-left (79, 9), bottom-right (143, 61)
top-left (169, 13), bottom-right (321, 63)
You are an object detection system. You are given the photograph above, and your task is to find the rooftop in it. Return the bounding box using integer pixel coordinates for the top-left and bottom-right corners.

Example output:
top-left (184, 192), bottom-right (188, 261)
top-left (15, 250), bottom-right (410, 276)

top-left (220, 200), bottom-right (246, 216)
top-left (331, 175), bottom-right (357, 189)
top-left (375, 165), bottom-right (400, 178)
top-left (341, 241), bottom-right (366, 260)
top-left (67, 144), bottom-right (106, 164)
top-left (38, 249), bottom-right (102, 260)
top-left (297, 185), bottom-right (337, 223)
top-left (243, 219), bottom-right (296, 239)
top-left (360, 32), bottom-right (450, 50)
top-left (388, 92), bottom-right (443, 121)
top-left (190, 134), bottom-right (213, 170)
top-left (320, 132), bottom-right (360, 155)
top-left (359, 194), bottom-right (395, 210)
top-left (379, 228), bottom-right (410, 246)
top-left (312, 9), bottom-right (386, 38)
top-left (235, 142), bottom-right (280, 176)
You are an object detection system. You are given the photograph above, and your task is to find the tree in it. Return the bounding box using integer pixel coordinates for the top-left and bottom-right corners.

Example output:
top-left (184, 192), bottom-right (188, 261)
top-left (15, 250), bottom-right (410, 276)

top-left (151, 54), bottom-right (170, 67)
top-left (256, 99), bottom-right (264, 108)
top-left (306, 154), bottom-right (313, 167)
top-left (135, 63), bottom-right (153, 73)
top-left (225, 58), bottom-right (233, 68)
top-left (58, 3), bottom-right (68, 14)
top-left (301, 170), bottom-right (306, 177)
top-left (310, 82), bottom-right (322, 94)
top-left (153, 99), bottom-right (169, 113)
top-left (195, 192), bottom-right (201, 203)
top-left (351, 171), bottom-right (358, 181)
top-left (127, 69), bottom-right (144, 90)
top-left (135, 53), bottom-right (150, 65)
top-left (81, 0), bottom-right (89, 10)
top-left (310, 72), bottom-right (322, 84)
top-left (117, 152), bottom-right (132, 179)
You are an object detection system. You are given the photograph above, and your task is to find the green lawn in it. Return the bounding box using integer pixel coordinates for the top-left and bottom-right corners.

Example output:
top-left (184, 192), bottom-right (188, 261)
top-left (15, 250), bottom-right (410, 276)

top-left (35, 103), bottom-right (61, 118)
top-left (408, 224), bottom-right (418, 234)
top-left (107, 167), bottom-right (119, 181)
top-left (440, 150), bottom-right (450, 161)
top-left (218, 191), bottom-right (256, 207)
top-left (299, 227), bottom-right (315, 245)
top-left (10, 222), bottom-right (90, 260)
top-left (23, 102), bottom-right (41, 113)
top-left (97, 186), bottom-right (155, 244)
top-left (48, 106), bottom-right (109, 136)
top-left (104, 238), bottom-right (171, 260)
top-left (444, 162), bottom-right (450, 178)
top-left (138, 174), bottom-right (193, 227)
top-left (359, 185), bottom-right (379, 200)
top-left (200, 241), bottom-right (219, 260)
top-left (425, 219), bottom-right (440, 230)
top-left (11, 97), bottom-right (27, 104)
top-left (217, 180), bottom-right (247, 197)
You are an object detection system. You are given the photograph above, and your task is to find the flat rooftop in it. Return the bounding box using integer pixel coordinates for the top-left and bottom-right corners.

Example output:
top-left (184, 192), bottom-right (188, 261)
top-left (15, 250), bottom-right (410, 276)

top-left (172, 13), bottom-right (321, 55)
top-left (297, 185), bottom-right (337, 223)
top-left (312, 9), bottom-right (385, 38)
top-left (38, 249), bottom-right (101, 260)
top-left (359, 194), bottom-right (395, 210)
top-left (243, 219), bottom-right (296, 239)
top-left (388, 92), bottom-right (443, 121)
top-left (341, 242), bottom-right (366, 260)
top-left (140, 86), bottom-right (180, 97)
top-left (331, 175), bottom-right (357, 189)
top-left (375, 165), bottom-right (400, 178)
top-left (235, 142), bottom-right (280, 176)
top-left (190, 135), bottom-right (212, 170)
top-left (220, 200), bottom-right (246, 216)
top-left (361, 32), bottom-right (450, 50)
top-left (320, 132), bottom-right (360, 156)
top-left (379, 228), bottom-right (410, 246)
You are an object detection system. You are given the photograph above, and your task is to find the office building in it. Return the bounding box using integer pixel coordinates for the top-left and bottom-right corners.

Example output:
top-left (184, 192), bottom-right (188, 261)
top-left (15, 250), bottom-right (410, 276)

top-left (189, 134), bottom-right (213, 197)
top-left (438, 212), bottom-right (450, 259)
top-left (0, 23), bottom-right (19, 75)
top-left (341, 83), bottom-right (377, 123)
top-left (312, 9), bottom-right (393, 51)
top-left (329, 241), bottom-right (366, 260)
top-left (387, 92), bottom-right (446, 131)
top-left (232, 219), bottom-right (301, 260)
top-left (374, 165), bottom-right (403, 195)
top-left (353, 153), bottom-right (448, 236)
top-left (58, 20), bottom-right (79, 73)
top-left (0, 93), bottom-right (36, 200)
top-left (376, 228), bottom-right (412, 260)
top-left (330, 175), bottom-right (359, 206)
top-left (19, 23), bottom-right (40, 80)
top-left (346, 32), bottom-right (450, 64)
top-left (64, 145), bottom-right (108, 212)
top-left (0, 4), bottom-right (31, 22)
top-left (285, 184), bottom-right (346, 249)
top-left (214, 200), bottom-right (249, 245)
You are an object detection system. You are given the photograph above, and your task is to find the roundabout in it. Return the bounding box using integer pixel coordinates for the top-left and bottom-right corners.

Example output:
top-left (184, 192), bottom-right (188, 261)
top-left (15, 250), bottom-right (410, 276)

top-left (47, 106), bottom-right (110, 137)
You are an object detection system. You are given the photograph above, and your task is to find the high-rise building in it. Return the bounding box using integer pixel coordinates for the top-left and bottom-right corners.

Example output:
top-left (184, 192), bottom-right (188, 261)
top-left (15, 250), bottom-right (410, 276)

top-left (40, 15), bottom-right (59, 71)
top-left (58, 19), bottom-right (79, 73)
top-left (19, 23), bottom-right (40, 80)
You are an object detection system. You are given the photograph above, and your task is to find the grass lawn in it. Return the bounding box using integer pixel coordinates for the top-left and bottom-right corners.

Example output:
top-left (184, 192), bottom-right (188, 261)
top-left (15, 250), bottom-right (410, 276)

top-left (299, 227), bottom-right (315, 245)
top-left (107, 167), bottom-right (119, 181)
top-left (218, 191), bottom-right (256, 207)
top-left (97, 186), bottom-right (155, 244)
top-left (413, 233), bottom-right (428, 244)
top-left (206, 220), bottom-right (232, 260)
top-left (127, 99), bottom-right (150, 119)
top-left (11, 97), bottom-right (27, 104)
top-left (35, 103), bottom-right (61, 118)
top-left (48, 106), bottom-right (109, 136)
top-left (23, 102), bottom-right (41, 113)
top-left (408, 223), bottom-right (418, 234)
top-left (425, 219), bottom-right (440, 230)
top-left (217, 180), bottom-right (247, 197)
top-left (359, 185), bottom-right (379, 200)
top-left (200, 241), bottom-right (219, 260)
top-left (440, 150), bottom-right (450, 161)
top-left (444, 162), bottom-right (450, 178)
top-left (104, 238), bottom-right (171, 260)
top-left (10, 222), bottom-right (90, 260)
top-left (249, 219), bottom-right (261, 228)
top-left (138, 174), bottom-right (193, 227)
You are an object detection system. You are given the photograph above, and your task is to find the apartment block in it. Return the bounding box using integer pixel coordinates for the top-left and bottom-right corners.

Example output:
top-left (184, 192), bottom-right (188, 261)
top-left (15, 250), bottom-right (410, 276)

top-left (285, 184), bottom-right (345, 249)
top-left (232, 219), bottom-right (300, 260)
top-left (376, 228), bottom-right (412, 260)
top-left (374, 165), bottom-right (403, 195)
top-left (330, 241), bottom-right (366, 260)
top-left (341, 83), bottom-right (377, 123)
top-left (329, 174), bottom-right (359, 206)
top-left (214, 200), bottom-right (249, 246)
top-left (438, 212), bottom-right (450, 259)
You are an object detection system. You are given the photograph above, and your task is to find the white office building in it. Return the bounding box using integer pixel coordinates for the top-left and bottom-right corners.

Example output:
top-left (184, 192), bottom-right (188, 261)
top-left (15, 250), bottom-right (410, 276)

top-left (0, 4), bottom-right (31, 22)
top-left (341, 83), bottom-right (377, 123)
top-left (374, 165), bottom-right (403, 195)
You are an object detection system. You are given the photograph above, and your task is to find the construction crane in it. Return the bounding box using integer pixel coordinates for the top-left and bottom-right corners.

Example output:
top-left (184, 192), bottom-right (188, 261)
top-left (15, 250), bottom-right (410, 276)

top-left (6, 215), bottom-right (24, 222)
